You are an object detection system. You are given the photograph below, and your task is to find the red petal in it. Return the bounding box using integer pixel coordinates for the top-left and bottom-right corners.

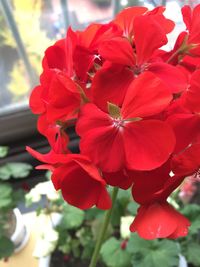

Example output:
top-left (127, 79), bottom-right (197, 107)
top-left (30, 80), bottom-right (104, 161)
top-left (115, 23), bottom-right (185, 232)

top-left (182, 5), bottom-right (192, 31)
top-left (172, 143), bottom-right (200, 176)
top-left (114, 6), bottom-right (148, 37)
top-left (168, 210), bottom-right (190, 239)
top-left (92, 63), bottom-right (133, 111)
top-left (134, 15), bottom-right (167, 65)
top-left (46, 75), bottom-right (80, 122)
top-left (76, 104), bottom-right (126, 172)
top-left (99, 37), bottom-right (135, 66)
top-left (52, 158), bottom-right (111, 210)
top-left (122, 72), bottom-right (172, 119)
top-left (167, 113), bottom-right (200, 154)
top-left (103, 169), bottom-right (133, 190)
top-left (147, 6), bottom-right (175, 34)
top-left (148, 63), bottom-right (188, 93)
top-left (131, 161), bottom-right (170, 205)
top-left (184, 69), bottom-right (200, 113)
top-left (44, 40), bottom-right (66, 70)
top-left (124, 120), bottom-right (175, 170)
top-left (29, 86), bottom-right (46, 114)
top-left (26, 146), bottom-right (61, 165)
top-left (130, 202), bottom-right (177, 239)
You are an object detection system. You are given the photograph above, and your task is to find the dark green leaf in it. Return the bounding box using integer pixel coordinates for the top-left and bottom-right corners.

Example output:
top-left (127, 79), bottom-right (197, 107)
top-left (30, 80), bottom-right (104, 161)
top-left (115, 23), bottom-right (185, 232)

top-left (0, 236), bottom-right (14, 259)
top-left (127, 235), bottom-right (179, 267)
top-left (185, 242), bottom-right (200, 266)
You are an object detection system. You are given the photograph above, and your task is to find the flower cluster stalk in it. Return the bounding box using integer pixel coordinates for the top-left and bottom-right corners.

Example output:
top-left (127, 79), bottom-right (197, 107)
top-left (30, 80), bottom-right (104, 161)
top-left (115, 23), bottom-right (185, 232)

top-left (89, 187), bottom-right (119, 267)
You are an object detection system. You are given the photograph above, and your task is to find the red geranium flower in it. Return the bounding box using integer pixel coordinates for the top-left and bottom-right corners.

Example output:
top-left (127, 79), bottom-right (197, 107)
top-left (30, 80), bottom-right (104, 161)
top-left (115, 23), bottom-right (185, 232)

top-left (77, 72), bottom-right (175, 172)
top-left (130, 202), bottom-right (190, 239)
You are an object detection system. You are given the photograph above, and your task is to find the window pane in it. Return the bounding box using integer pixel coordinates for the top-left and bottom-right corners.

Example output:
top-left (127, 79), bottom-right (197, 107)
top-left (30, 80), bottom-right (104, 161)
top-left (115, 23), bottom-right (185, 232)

top-left (0, 0), bottom-right (196, 116)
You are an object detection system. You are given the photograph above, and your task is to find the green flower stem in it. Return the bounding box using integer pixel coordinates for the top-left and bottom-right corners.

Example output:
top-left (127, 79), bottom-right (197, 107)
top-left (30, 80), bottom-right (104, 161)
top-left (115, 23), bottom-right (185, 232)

top-left (89, 187), bottom-right (119, 267)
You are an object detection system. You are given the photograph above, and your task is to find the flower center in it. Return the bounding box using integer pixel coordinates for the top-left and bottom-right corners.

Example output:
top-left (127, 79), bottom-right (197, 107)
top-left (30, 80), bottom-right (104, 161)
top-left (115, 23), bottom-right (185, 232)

top-left (112, 118), bottom-right (125, 128)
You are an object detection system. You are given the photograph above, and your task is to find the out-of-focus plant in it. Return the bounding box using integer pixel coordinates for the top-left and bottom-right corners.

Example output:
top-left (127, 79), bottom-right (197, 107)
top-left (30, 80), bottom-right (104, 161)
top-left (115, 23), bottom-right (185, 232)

top-left (0, 146), bottom-right (31, 260)
top-left (2, 0), bottom-right (54, 99)
top-left (26, 174), bottom-right (200, 267)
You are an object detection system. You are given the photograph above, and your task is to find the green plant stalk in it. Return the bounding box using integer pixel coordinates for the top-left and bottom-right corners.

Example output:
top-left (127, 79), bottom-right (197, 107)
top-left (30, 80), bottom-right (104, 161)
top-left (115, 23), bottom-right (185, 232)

top-left (89, 187), bottom-right (119, 267)
top-left (0, 0), bottom-right (37, 87)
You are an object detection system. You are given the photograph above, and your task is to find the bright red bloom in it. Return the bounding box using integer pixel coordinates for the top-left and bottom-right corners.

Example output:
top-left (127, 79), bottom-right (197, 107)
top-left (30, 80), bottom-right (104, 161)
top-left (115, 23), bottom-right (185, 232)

top-left (51, 155), bottom-right (112, 210)
top-left (91, 62), bottom-right (133, 111)
top-left (172, 143), bottom-right (200, 177)
top-left (27, 4), bottom-right (200, 240)
top-left (181, 4), bottom-right (200, 56)
top-left (114, 6), bottom-right (148, 38)
top-left (77, 72), bottom-right (175, 172)
top-left (99, 12), bottom-right (187, 94)
top-left (103, 169), bottom-right (133, 190)
top-left (183, 69), bottom-right (200, 113)
top-left (30, 74), bottom-right (81, 122)
top-left (130, 202), bottom-right (190, 239)
top-left (26, 147), bottom-right (111, 210)
top-left (129, 162), bottom-right (190, 239)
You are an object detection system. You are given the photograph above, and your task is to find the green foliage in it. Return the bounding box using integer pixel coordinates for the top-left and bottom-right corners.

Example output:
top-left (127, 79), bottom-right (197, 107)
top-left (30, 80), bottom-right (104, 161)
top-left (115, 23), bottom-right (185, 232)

top-left (0, 146), bottom-right (9, 158)
top-left (181, 204), bottom-right (200, 235)
top-left (85, 207), bottom-right (104, 221)
top-left (0, 236), bottom-right (14, 260)
top-left (0, 183), bottom-right (12, 210)
top-left (101, 237), bottom-right (132, 267)
top-left (178, 203), bottom-right (200, 266)
top-left (111, 188), bottom-right (131, 226)
top-left (184, 242), bottom-right (200, 266)
top-left (77, 227), bottom-right (95, 260)
top-left (0, 162), bottom-right (32, 180)
top-left (127, 201), bottom-right (139, 216)
top-left (59, 204), bottom-right (85, 230)
top-left (0, 182), bottom-right (24, 259)
top-left (127, 234), bottom-right (179, 267)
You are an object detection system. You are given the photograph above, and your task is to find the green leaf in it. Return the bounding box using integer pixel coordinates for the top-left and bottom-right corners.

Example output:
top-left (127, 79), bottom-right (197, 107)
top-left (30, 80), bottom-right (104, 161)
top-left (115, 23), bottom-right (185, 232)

top-left (127, 234), bottom-right (179, 267)
top-left (189, 216), bottom-right (200, 234)
top-left (0, 184), bottom-right (12, 209)
top-left (100, 237), bottom-right (131, 267)
top-left (181, 204), bottom-right (200, 234)
top-left (85, 207), bottom-right (104, 221)
top-left (61, 205), bottom-right (84, 230)
top-left (181, 204), bottom-right (200, 220)
top-left (127, 234), bottom-right (154, 254)
top-left (185, 242), bottom-right (200, 266)
top-left (108, 102), bottom-right (121, 118)
top-left (71, 239), bottom-right (81, 258)
top-left (0, 236), bottom-right (14, 259)
top-left (0, 162), bottom-right (32, 180)
top-left (81, 241), bottom-right (95, 260)
top-left (127, 202), bottom-right (139, 216)
top-left (0, 146), bottom-right (9, 158)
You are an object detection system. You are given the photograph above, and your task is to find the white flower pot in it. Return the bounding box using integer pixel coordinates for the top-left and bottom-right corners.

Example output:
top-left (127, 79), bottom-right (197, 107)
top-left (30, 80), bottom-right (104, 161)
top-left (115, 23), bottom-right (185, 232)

top-left (11, 208), bottom-right (30, 253)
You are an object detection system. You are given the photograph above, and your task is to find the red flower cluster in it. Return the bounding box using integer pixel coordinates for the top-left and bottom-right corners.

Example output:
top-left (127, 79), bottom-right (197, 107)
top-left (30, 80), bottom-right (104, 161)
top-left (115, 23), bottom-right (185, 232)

top-left (27, 4), bottom-right (200, 239)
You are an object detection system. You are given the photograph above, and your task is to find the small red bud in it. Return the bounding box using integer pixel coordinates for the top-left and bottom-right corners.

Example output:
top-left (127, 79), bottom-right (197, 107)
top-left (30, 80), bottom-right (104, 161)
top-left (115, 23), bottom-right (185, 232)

top-left (63, 254), bottom-right (70, 262)
top-left (120, 240), bottom-right (128, 250)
